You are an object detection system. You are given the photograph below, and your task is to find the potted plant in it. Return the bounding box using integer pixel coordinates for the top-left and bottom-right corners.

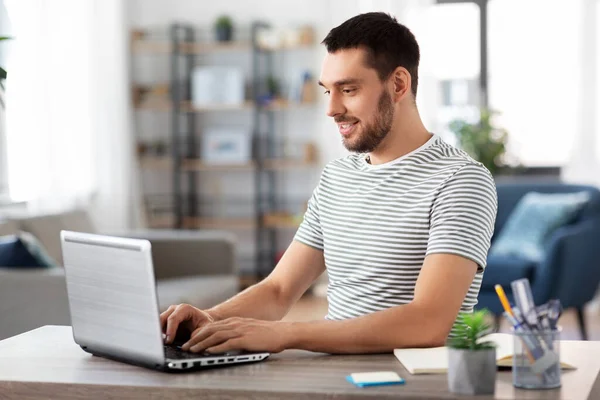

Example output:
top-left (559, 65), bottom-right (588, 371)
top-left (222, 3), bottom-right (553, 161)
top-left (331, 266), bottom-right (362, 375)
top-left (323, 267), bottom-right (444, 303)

top-left (0, 36), bottom-right (11, 162)
top-left (0, 36), bottom-right (11, 108)
top-left (449, 109), bottom-right (510, 176)
top-left (447, 309), bottom-right (497, 395)
top-left (266, 75), bottom-right (280, 98)
top-left (214, 15), bottom-right (233, 42)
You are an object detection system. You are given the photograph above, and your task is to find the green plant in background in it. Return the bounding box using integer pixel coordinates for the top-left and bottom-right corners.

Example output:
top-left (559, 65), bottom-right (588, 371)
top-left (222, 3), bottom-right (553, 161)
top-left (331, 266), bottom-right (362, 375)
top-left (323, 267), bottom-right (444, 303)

top-left (214, 15), bottom-right (233, 42)
top-left (0, 36), bottom-right (10, 108)
top-left (266, 75), bottom-right (280, 98)
top-left (215, 15), bottom-right (233, 30)
top-left (447, 309), bottom-right (496, 350)
top-left (449, 109), bottom-right (509, 176)
top-left (0, 36), bottom-right (10, 82)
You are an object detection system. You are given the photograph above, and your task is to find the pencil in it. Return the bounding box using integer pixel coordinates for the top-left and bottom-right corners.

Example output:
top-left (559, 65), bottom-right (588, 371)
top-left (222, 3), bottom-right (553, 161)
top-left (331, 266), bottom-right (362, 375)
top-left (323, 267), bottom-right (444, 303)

top-left (495, 284), bottom-right (514, 317)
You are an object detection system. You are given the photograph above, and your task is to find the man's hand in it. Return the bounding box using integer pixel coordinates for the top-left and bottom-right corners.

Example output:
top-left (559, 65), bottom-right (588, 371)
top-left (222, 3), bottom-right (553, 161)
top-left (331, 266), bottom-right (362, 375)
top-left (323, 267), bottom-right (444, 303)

top-left (160, 304), bottom-right (217, 344)
top-left (181, 317), bottom-right (291, 354)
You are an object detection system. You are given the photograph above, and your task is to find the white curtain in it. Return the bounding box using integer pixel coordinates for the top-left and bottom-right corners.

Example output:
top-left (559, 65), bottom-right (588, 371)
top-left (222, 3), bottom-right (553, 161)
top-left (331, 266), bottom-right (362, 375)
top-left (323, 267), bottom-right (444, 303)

top-left (87, 0), bottom-right (143, 231)
top-left (5, 0), bottom-right (95, 209)
top-left (4, 0), bottom-right (140, 230)
top-left (561, 0), bottom-right (599, 185)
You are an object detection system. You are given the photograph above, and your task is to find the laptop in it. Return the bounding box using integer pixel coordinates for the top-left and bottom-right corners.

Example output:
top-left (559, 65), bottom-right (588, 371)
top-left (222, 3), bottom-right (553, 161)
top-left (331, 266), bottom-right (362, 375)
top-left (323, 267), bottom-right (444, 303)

top-left (60, 230), bottom-right (270, 371)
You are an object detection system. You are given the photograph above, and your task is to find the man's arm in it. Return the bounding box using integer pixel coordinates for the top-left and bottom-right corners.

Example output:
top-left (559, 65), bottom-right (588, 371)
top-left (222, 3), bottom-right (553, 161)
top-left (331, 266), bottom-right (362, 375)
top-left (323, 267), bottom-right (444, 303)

top-left (163, 240), bottom-right (324, 344)
top-left (183, 253), bottom-right (477, 354)
top-left (287, 253), bottom-right (477, 353)
top-left (207, 241), bottom-right (326, 322)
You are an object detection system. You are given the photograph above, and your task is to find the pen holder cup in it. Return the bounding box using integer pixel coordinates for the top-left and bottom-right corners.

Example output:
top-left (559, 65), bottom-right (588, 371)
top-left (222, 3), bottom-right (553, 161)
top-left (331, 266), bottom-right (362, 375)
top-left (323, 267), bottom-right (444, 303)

top-left (512, 327), bottom-right (561, 389)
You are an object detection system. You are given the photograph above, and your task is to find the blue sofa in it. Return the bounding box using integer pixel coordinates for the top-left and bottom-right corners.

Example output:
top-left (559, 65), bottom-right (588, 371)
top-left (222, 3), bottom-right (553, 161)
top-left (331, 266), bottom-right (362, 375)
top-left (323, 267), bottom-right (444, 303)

top-left (476, 182), bottom-right (600, 339)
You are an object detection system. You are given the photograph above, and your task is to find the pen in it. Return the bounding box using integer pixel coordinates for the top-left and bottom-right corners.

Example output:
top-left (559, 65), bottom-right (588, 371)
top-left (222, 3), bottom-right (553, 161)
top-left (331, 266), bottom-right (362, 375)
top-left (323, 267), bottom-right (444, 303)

top-left (511, 279), bottom-right (539, 328)
top-left (503, 312), bottom-right (544, 360)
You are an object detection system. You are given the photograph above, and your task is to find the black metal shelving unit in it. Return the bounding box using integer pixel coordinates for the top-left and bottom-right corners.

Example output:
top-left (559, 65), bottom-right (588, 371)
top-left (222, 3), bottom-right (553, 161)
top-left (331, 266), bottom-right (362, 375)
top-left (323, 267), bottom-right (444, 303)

top-left (168, 21), bottom-right (282, 280)
top-left (132, 21), bottom-right (315, 281)
top-left (169, 23), bottom-right (197, 229)
top-left (251, 21), bottom-right (279, 280)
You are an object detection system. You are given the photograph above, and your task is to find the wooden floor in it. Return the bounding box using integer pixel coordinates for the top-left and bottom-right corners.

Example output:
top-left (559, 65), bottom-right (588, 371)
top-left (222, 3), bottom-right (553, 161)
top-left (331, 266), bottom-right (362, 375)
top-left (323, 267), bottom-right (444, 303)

top-left (284, 295), bottom-right (600, 341)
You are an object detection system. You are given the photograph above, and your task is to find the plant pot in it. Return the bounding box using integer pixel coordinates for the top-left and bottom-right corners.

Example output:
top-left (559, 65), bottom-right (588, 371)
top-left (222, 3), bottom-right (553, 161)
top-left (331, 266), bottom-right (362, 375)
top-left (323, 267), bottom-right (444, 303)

top-left (215, 26), bottom-right (232, 42)
top-left (448, 348), bottom-right (496, 395)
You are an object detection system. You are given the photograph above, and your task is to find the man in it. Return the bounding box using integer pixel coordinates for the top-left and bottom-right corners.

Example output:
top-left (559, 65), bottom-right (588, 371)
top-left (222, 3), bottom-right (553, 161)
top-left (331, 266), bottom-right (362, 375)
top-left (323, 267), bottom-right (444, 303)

top-left (160, 12), bottom-right (497, 355)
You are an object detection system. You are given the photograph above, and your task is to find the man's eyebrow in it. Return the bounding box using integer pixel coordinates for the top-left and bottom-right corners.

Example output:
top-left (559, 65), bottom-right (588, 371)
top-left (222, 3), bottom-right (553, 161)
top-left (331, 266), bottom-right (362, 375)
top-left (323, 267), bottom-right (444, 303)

top-left (318, 78), bottom-right (363, 88)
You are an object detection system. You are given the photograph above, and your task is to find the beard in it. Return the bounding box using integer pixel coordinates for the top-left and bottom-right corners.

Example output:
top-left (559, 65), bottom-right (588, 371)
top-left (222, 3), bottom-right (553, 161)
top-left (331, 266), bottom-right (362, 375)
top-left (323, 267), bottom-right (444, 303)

top-left (338, 89), bottom-right (394, 153)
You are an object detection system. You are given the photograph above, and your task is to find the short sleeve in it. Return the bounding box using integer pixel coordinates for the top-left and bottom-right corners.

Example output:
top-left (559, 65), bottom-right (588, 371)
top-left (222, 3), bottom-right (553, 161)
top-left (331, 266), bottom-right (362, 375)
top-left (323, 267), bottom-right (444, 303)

top-left (426, 163), bottom-right (498, 271)
top-left (294, 183), bottom-right (324, 251)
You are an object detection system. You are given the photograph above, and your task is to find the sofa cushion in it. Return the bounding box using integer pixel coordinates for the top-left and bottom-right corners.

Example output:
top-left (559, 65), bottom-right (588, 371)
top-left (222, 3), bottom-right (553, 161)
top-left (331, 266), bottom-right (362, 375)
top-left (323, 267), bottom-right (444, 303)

top-left (18, 214), bottom-right (65, 266)
top-left (18, 231), bottom-right (60, 268)
top-left (18, 209), bottom-right (95, 266)
top-left (489, 191), bottom-right (591, 262)
top-left (156, 275), bottom-right (238, 311)
top-left (59, 209), bottom-right (96, 233)
top-left (481, 254), bottom-right (536, 289)
top-left (0, 235), bottom-right (47, 268)
top-left (0, 220), bottom-right (19, 236)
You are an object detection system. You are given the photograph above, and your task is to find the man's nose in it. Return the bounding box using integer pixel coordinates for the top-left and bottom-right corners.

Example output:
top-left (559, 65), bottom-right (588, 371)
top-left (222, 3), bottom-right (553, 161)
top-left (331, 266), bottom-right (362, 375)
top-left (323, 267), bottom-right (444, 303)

top-left (326, 93), bottom-right (346, 118)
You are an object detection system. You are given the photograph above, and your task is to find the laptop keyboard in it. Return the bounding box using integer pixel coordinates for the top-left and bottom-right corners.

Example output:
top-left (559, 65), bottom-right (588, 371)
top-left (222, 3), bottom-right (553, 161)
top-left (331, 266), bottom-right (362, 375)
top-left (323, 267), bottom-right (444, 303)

top-left (162, 344), bottom-right (241, 360)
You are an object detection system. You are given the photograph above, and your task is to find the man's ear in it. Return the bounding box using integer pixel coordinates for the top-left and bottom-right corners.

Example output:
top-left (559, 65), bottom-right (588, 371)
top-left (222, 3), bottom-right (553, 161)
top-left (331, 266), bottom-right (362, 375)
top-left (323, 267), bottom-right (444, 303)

top-left (391, 66), bottom-right (411, 102)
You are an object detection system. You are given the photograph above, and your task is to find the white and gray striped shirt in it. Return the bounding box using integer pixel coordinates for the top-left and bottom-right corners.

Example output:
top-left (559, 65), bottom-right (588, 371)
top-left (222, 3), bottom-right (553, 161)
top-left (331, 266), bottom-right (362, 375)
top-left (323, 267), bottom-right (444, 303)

top-left (294, 134), bottom-right (497, 325)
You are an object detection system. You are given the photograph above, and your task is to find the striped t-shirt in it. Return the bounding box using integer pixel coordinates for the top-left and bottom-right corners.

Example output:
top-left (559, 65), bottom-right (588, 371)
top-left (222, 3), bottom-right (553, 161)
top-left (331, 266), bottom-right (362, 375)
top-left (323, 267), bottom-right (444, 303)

top-left (294, 134), bottom-right (497, 325)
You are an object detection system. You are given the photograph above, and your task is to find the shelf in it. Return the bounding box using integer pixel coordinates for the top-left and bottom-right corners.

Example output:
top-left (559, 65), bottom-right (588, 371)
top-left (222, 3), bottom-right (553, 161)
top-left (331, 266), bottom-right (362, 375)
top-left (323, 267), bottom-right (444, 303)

top-left (131, 40), bottom-right (171, 54)
top-left (180, 100), bottom-right (255, 112)
top-left (135, 100), bottom-right (172, 111)
top-left (184, 217), bottom-right (256, 230)
top-left (131, 39), bottom-right (313, 54)
top-left (263, 213), bottom-right (302, 229)
top-left (139, 156), bottom-right (172, 169)
top-left (135, 98), bottom-right (316, 112)
top-left (146, 214), bottom-right (301, 230)
top-left (147, 214), bottom-right (175, 229)
top-left (181, 160), bottom-right (254, 171)
top-left (183, 159), bottom-right (316, 171)
top-left (139, 157), bottom-right (317, 172)
top-left (263, 159), bottom-right (316, 170)
top-left (131, 40), bottom-right (252, 54)
top-left (261, 99), bottom-right (316, 111)
top-left (180, 41), bottom-right (252, 53)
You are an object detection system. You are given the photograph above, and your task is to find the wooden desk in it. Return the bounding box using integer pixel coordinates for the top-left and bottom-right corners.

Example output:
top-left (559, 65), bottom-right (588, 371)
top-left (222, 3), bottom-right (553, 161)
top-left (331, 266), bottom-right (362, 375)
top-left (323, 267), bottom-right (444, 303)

top-left (0, 326), bottom-right (599, 400)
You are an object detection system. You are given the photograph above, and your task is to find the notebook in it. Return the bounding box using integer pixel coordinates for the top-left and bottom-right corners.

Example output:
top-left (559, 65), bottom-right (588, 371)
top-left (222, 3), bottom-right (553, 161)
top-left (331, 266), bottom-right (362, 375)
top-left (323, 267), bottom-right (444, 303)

top-left (393, 333), bottom-right (576, 375)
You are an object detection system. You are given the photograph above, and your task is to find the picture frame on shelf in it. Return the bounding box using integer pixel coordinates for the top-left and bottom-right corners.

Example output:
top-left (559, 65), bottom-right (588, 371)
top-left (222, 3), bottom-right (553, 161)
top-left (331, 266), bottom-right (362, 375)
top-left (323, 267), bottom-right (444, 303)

top-left (201, 128), bottom-right (251, 165)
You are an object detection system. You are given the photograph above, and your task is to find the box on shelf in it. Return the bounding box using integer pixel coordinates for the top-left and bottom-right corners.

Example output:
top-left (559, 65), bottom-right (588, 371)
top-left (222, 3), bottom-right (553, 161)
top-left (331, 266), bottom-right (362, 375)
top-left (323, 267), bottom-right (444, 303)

top-left (191, 66), bottom-right (245, 107)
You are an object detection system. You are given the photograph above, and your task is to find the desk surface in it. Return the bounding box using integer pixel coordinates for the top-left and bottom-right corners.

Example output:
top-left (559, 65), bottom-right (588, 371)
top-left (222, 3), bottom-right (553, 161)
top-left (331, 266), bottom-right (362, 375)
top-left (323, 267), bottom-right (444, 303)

top-left (0, 326), bottom-right (599, 400)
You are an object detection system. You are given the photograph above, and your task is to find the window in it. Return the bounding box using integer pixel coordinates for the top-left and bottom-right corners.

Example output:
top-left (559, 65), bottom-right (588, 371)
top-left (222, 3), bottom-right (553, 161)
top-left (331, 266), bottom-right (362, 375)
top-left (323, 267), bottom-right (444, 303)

top-left (426, 2), bottom-right (481, 146)
top-left (488, 0), bottom-right (583, 167)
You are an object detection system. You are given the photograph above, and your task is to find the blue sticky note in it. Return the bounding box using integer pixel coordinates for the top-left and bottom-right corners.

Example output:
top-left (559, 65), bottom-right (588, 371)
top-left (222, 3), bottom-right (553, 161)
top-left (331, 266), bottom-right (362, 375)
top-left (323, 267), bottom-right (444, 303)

top-left (346, 371), bottom-right (405, 387)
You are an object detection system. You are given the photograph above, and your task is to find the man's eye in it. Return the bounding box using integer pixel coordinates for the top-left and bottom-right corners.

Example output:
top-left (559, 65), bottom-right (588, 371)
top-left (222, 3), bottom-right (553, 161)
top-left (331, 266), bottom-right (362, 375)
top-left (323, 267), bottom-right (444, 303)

top-left (323, 90), bottom-right (330, 95)
top-left (342, 89), bottom-right (356, 94)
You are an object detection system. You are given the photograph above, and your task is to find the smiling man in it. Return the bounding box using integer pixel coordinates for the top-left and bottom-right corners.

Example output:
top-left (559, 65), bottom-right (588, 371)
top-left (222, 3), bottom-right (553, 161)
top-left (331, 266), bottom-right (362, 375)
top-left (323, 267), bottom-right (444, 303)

top-left (160, 12), bottom-right (497, 355)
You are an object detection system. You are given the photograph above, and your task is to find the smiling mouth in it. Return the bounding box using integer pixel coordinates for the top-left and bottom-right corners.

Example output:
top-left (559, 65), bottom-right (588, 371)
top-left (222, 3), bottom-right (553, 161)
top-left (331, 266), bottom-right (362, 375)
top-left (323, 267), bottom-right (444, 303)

top-left (338, 121), bottom-right (359, 136)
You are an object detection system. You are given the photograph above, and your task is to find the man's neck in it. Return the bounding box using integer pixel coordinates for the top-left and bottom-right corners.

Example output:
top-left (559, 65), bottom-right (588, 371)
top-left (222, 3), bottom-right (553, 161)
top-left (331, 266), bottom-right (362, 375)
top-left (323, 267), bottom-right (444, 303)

top-left (367, 111), bottom-right (432, 165)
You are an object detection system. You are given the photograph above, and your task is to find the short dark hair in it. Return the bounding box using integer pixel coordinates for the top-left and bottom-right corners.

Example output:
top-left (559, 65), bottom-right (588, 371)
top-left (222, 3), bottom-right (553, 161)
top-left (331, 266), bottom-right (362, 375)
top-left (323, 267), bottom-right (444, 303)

top-left (321, 12), bottom-right (420, 99)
